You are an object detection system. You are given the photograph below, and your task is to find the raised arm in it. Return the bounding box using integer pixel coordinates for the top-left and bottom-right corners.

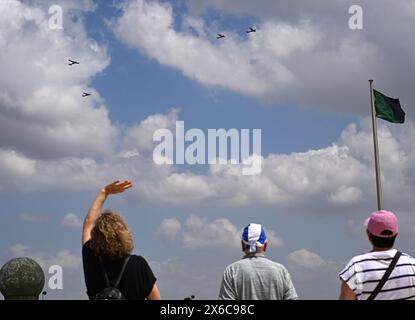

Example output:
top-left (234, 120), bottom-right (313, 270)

top-left (82, 180), bottom-right (133, 245)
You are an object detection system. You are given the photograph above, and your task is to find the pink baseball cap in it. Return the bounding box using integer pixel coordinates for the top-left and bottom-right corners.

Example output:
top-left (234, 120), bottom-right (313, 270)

top-left (364, 210), bottom-right (399, 238)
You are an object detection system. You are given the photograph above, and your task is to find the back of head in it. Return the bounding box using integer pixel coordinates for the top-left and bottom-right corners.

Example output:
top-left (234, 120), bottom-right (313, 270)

top-left (90, 211), bottom-right (134, 260)
top-left (365, 210), bottom-right (399, 249)
top-left (241, 223), bottom-right (267, 253)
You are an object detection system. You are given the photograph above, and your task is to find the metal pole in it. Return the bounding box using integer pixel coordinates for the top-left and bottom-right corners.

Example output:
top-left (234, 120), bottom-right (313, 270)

top-left (369, 80), bottom-right (383, 210)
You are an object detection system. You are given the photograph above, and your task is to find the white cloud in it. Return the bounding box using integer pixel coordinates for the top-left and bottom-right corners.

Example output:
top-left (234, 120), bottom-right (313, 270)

top-left (328, 186), bottom-right (362, 205)
top-left (2, 114), bottom-right (415, 218)
top-left (1, 1), bottom-right (415, 221)
top-left (156, 216), bottom-right (283, 251)
top-left (265, 229), bottom-right (283, 248)
top-left (45, 250), bottom-right (81, 270)
top-left (122, 108), bottom-right (179, 155)
top-left (0, 150), bottom-right (36, 177)
top-left (62, 213), bottom-right (82, 228)
top-left (182, 215), bottom-right (240, 250)
top-left (0, 0), bottom-right (116, 159)
top-left (113, 0), bottom-right (308, 99)
top-left (9, 243), bottom-right (30, 256)
top-left (287, 249), bottom-right (326, 269)
top-left (181, 215), bottom-right (282, 250)
top-left (129, 117), bottom-right (415, 217)
top-left (155, 173), bottom-right (216, 204)
top-left (113, 0), bottom-right (415, 115)
top-left (8, 244), bottom-right (81, 270)
top-left (149, 257), bottom-right (187, 277)
top-left (156, 218), bottom-right (182, 242)
top-left (0, 150), bottom-right (104, 192)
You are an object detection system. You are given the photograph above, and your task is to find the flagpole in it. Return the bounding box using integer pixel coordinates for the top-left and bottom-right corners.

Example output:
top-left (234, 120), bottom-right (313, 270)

top-left (369, 79), bottom-right (383, 210)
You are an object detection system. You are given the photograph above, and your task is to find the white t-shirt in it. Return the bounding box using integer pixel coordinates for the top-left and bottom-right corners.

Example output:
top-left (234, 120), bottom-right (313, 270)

top-left (339, 249), bottom-right (415, 300)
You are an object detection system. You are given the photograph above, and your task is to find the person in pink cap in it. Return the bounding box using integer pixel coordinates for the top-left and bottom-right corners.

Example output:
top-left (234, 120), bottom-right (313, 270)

top-left (339, 210), bottom-right (415, 300)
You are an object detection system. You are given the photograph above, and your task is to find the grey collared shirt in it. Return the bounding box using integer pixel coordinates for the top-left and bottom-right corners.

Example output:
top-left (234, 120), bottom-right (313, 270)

top-left (218, 253), bottom-right (298, 300)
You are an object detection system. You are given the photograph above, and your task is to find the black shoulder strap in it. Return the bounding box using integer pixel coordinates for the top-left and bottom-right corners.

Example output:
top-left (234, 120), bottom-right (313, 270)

top-left (367, 251), bottom-right (402, 300)
top-left (99, 256), bottom-right (131, 288)
top-left (114, 256), bottom-right (130, 288)
top-left (99, 260), bottom-right (111, 287)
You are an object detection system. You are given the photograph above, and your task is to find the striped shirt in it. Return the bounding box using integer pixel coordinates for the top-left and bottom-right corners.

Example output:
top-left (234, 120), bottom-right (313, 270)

top-left (339, 249), bottom-right (415, 300)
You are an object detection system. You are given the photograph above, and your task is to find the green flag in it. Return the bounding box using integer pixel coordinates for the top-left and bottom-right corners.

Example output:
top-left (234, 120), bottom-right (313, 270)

top-left (373, 89), bottom-right (405, 123)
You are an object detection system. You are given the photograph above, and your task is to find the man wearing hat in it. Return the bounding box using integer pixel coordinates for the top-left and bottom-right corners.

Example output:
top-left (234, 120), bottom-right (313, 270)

top-left (339, 210), bottom-right (415, 300)
top-left (218, 223), bottom-right (298, 300)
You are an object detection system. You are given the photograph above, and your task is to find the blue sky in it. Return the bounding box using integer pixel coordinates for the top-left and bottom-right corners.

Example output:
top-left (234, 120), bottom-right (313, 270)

top-left (1, 0), bottom-right (415, 300)
top-left (87, 1), bottom-right (355, 155)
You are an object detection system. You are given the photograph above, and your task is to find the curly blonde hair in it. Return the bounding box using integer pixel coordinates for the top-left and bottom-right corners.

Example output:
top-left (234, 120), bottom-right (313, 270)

top-left (90, 211), bottom-right (134, 260)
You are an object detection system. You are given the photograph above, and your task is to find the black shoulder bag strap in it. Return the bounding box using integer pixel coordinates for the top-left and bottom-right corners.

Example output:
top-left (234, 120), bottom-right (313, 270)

top-left (100, 256), bottom-right (131, 288)
top-left (114, 256), bottom-right (130, 288)
top-left (367, 251), bottom-right (402, 300)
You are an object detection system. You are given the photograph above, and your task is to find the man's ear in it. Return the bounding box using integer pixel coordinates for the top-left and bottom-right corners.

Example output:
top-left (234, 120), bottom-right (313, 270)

top-left (366, 230), bottom-right (372, 243)
top-left (263, 242), bottom-right (268, 252)
top-left (241, 241), bottom-right (246, 252)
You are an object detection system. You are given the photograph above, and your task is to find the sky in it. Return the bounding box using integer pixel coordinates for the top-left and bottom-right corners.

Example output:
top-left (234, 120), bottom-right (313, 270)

top-left (1, 0), bottom-right (415, 300)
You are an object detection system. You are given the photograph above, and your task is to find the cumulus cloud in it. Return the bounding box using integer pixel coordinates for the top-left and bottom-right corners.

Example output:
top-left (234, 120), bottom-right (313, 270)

top-left (285, 248), bottom-right (343, 299)
top-left (113, 0), bottom-right (415, 115)
top-left (182, 215), bottom-right (282, 250)
top-left (45, 250), bottom-right (81, 270)
top-left (113, 0), bottom-right (314, 101)
top-left (122, 108), bottom-right (179, 156)
top-left (328, 186), bottom-right (363, 205)
top-left (132, 117), bottom-right (415, 217)
top-left (0, 0), bottom-right (116, 159)
top-left (62, 213), bottom-right (82, 228)
top-left (0, 150), bottom-right (104, 191)
top-left (2, 112), bottom-right (415, 218)
top-left (264, 228), bottom-right (283, 248)
top-left (182, 215), bottom-right (241, 250)
top-left (156, 218), bottom-right (182, 242)
top-left (9, 243), bottom-right (31, 256)
top-left (1, 0), bottom-right (415, 221)
top-left (287, 249), bottom-right (326, 269)
top-left (8, 243), bottom-right (81, 270)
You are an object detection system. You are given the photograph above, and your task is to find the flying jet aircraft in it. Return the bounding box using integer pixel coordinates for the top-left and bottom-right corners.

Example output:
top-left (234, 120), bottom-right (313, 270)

top-left (68, 59), bottom-right (80, 66)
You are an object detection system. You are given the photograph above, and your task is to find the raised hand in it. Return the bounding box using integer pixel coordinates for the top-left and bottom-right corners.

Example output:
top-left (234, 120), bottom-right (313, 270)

top-left (83, 180), bottom-right (134, 245)
top-left (103, 180), bottom-right (133, 196)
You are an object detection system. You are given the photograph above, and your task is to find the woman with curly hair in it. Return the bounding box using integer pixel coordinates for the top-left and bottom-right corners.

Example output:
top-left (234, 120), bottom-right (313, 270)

top-left (82, 180), bottom-right (160, 300)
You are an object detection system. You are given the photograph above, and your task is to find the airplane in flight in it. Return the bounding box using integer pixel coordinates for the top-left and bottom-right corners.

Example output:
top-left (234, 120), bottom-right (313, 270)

top-left (82, 92), bottom-right (92, 97)
top-left (246, 27), bottom-right (256, 33)
top-left (68, 59), bottom-right (80, 66)
top-left (216, 33), bottom-right (225, 39)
